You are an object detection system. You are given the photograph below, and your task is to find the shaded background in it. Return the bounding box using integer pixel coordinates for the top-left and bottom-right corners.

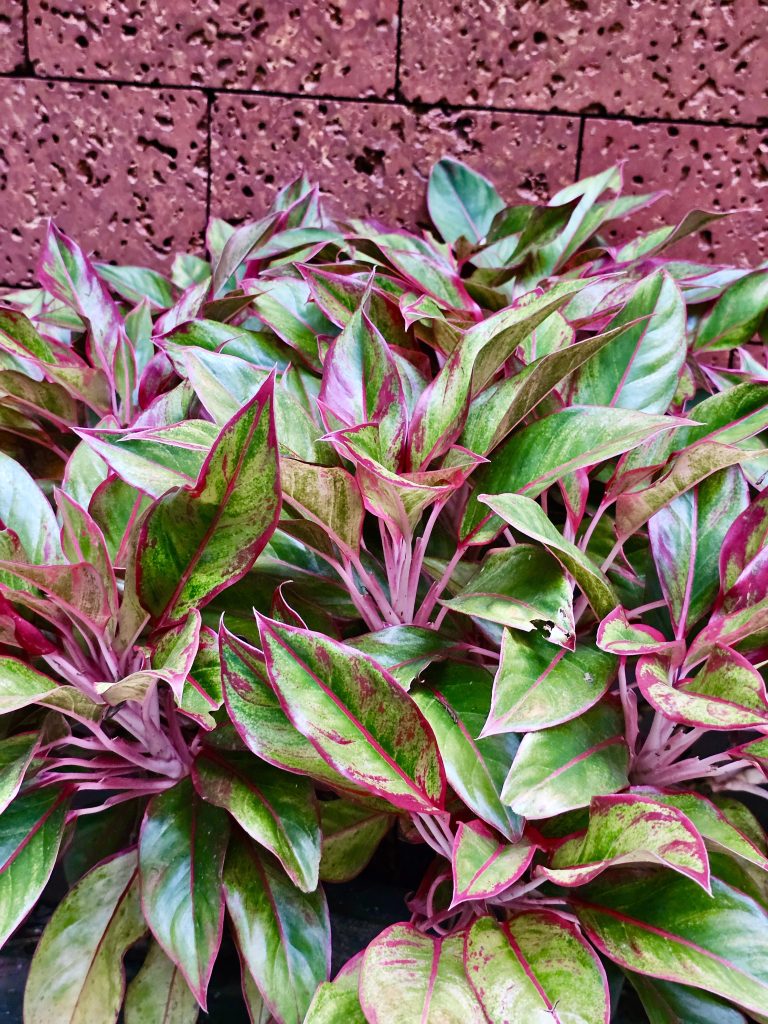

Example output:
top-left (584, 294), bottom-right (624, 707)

top-left (0, 0), bottom-right (766, 286)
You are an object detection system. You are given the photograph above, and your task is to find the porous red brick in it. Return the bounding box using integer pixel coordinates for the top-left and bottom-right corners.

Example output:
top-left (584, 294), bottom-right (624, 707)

top-left (28, 0), bottom-right (397, 98)
top-left (581, 119), bottom-right (768, 266)
top-left (400, 0), bottom-right (768, 122)
top-left (0, 0), bottom-right (25, 73)
top-left (0, 79), bottom-right (208, 284)
top-left (210, 95), bottom-right (579, 227)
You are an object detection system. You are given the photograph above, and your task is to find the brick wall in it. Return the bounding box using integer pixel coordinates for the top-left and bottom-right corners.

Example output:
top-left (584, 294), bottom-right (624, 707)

top-left (1, 1), bottom-right (766, 285)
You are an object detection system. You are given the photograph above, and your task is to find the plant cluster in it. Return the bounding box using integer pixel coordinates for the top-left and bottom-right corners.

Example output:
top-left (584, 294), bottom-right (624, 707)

top-left (0, 157), bottom-right (767, 1023)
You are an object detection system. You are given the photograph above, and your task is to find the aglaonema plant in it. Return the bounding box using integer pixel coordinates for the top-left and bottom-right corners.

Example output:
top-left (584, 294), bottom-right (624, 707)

top-left (0, 156), bottom-right (767, 1023)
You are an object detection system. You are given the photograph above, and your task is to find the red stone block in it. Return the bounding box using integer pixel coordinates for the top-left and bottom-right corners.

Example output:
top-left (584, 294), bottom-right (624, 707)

top-left (401, 0), bottom-right (768, 122)
top-left (28, 0), bottom-right (397, 98)
top-left (581, 119), bottom-right (768, 267)
top-left (0, 79), bottom-right (208, 285)
top-left (210, 95), bottom-right (579, 228)
top-left (0, 0), bottom-right (25, 72)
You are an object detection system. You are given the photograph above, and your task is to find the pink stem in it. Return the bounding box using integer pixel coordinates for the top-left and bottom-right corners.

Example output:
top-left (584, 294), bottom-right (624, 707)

top-left (415, 543), bottom-right (467, 627)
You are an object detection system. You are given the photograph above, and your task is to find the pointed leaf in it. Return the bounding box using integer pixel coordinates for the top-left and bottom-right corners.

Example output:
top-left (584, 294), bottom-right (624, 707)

top-left (0, 732), bottom-right (37, 813)
top-left (304, 955), bottom-right (366, 1023)
top-left (346, 625), bottom-right (449, 690)
top-left (695, 269), bottom-right (768, 350)
top-left (646, 790), bottom-right (768, 872)
top-left (574, 873), bottom-right (768, 1017)
top-left (462, 407), bottom-right (683, 544)
top-left (24, 849), bottom-right (144, 1024)
top-left (136, 375), bottom-right (280, 623)
top-left (501, 702), bottom-right (629, 818)
top-left (428, 157), bottom-right (504, 244)
top-left (596, 606), bottom-right (680, 657)
top-left (223, 835), bottom-right (330, 1024)
top-left (412, 662), bottom-right (522, 840)
top-left (649, 468), bottom-right (748, 632)
top-left (486, 629), bottom-right (616, 734)
top-left (220, 627), bottom-right (360, 790)
top-left (37, 222), bottom-right (123, 376)
top-left (319, 304), bottom-right (406, 468)
top-left (479, 492), bottom-right (618, 618)
top-left (637, 651), bottom-right (768, 730)
top-left (125, 941), bottom-right (199, 1024)
top-left (139, 778), bottom-right (230, 1008)
top-left (258, 616), bottom-right (445, 812)
top-left (451, 820), bottom-right (535, 905)
top-left (0, 786), bottom-right (69, 947)
top-left (281, 459), bottom-right (364, 557)
top-left (571, 271), bottom-right (686, 414)
top-left (192, 748), bottom-right (320, 892)
top-left (460, 318), bottom-right (639, 456)
top-left (542, 793), bottom-right (710, 890)
top-left (319, 799), bottom-right (392, 883)
top-left (0, 451), bottom-right (63, 563)
top-left (464, 912), bottom-right (609, 1024)
top-left (0, 657), bottom-right (57, 713)
top-left (617, 441), bottom-right (764, 540)
top-left (360, 924), bottom-right (487, 1024)
top-left (409, 282), bottom-right (584, 468)
top-left (628, 972), bottom-right (749, 1024)
top-left (441, 544), bottom-right (574, 647)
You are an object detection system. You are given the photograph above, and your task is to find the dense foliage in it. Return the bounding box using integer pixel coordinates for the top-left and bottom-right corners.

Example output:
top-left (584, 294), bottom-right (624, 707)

top-left (0, 158), bottom-right (767, 1023)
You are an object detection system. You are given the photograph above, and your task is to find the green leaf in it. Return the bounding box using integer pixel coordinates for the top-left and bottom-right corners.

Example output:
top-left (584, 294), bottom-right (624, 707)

top-left (136, 376), bottom-right (280, 623)
top-left (78, 421), bottom-right (217, 498)
top-left (479, 492), bottom-right (618, 618)
top-left (223, 835), bottom-right (330, 1024)
top-left (409, 282), bottom-right (584, 468)
top-left (258, 616), bottom-right (445, 812)
top-left (574, 872), bottom-right (768, 1017)
top-left (571, 271), bottom-right (686, 414)
top-left (440, 545), bottom-right (574, 647)
top-left (412, 662), bottom-right (522, 840)
top-left (627, 972), bottom-right (749, 1024)
top-left (253, 276), bottom-right (333, 370)
top-left (0, 657), bottom-right (57, 713)
top-left (451, 820), bottom-right (535, 905)
top-left (617, 442), bottom-right (763, 540)
top-left (319, 303), bottom-right (406, 468)
top-left (0, 451), bottom-right (63, 563)
top-left (0, 786), bottom-right (69, 947)
top-left (695, 270), bottom-right (768, 350)
top-left (192, 748), bottom-right (320, 892)
top-left (459, 318), bottom-right (637, 455)
top-left (647, 790), bottom-right (768, 872)
top-left (461, 407), bottom-right (682, 544)
top-left (319, 799), bottom-right (392, 883)
top-left (346, 625), bottom-right (448, 690)
top-left (281, 460), bottom-right (364, 557)
top-left (139, 778), bottom-right (230, 1008)
top-left (24, 850), bottom-right (145, 1024)
top-left (649, 467), bottom-right (748, 632)
top-left (221, 627), bottom-right (362, 791)
top-left (427, 158), bottom-right (505, 244)
top-left (464, 912), bottom-right (609, 1024)
top-left (485, 629), bottom-right (616, 734)
top-left (96, 263), bottom-right (176, 308)
top-left (305, 958), bottom-right (366, 1023)
top-left (501, 702), bottom-right (629, 818)
top-left (124, 941), bottom-right (199, 1024)
top-left (360, 924), bottom-right (487, 1023)
top-left (0, 732), bottom-right (36, 812)
top-left (637, 650), bottom-right (768, 730)
top-left (542, 793), bottom-right (710, 890)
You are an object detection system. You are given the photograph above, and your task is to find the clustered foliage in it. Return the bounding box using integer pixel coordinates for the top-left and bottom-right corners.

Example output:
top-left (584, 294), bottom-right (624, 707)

top-left (0, 158), bottom-right (767, 1023)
